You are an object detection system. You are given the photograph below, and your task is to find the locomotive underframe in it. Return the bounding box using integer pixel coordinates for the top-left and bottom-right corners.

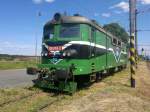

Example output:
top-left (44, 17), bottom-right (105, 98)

top-left (32, 64), bottom-right (77, 94)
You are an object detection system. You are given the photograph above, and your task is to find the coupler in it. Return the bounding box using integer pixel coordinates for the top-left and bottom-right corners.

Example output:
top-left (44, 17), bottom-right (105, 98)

top-left (27, 67), bottom-right (77, 94)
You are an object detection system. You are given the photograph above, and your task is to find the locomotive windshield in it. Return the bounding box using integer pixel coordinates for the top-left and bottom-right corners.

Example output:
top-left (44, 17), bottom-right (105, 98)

top-left (44, 25), bottom-right (54, 40)
top-left (60, 24), bottom-right (80, 38)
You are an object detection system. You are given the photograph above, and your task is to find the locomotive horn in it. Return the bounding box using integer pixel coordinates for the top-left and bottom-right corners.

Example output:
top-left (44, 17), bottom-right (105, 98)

top-left (54, 13), bottom-right (62, 21)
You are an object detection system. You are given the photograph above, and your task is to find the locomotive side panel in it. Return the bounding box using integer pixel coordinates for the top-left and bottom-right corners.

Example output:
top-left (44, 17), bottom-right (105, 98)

top-left (94, 29), bottom-right (107, 71)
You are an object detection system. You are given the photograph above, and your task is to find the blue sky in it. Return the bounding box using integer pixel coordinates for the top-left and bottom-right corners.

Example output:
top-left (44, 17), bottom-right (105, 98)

top-left (0, 0), bottom-right (150, 56)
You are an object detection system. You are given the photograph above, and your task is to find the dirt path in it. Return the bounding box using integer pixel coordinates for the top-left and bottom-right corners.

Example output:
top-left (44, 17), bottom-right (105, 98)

top-left (0, 69), bottom-right (37, 88)
top-left (45, 61), bottom-right (150, 112)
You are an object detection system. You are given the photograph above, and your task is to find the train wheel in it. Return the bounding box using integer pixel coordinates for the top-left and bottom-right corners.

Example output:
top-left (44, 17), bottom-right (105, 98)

top-left (95, 72), bottom-right (102, 82)
top-left (90, 73), bottom-right (96, 82)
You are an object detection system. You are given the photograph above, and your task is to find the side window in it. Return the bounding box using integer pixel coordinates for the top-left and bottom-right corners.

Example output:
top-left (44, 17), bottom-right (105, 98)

top-left (118, 41), bottom-right (121, 47)
top-left (106, 36), bottom-right (109, 48)
top-left (44, 25), bottom-right (54, 40)
top-left (112, 38), bottom-right (117, 45)
top-left (90, 27), bottom-right (96, 57)
top-left (91, 27), bottom-right (95, 42)
top-left (60, 24), bottom-right (80, 38)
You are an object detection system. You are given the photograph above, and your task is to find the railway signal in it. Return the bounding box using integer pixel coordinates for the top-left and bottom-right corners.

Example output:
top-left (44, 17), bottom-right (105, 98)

top-left (141, 48), bottom-right (145, 57)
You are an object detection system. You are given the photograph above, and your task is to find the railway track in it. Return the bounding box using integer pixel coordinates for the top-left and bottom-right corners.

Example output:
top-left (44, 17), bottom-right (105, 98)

top-left (0, 91), bottom-right (42, 107)
top-left (37, 94), bottom-right (65, 112)
top-left (0, 89), bottom-right (65, 112)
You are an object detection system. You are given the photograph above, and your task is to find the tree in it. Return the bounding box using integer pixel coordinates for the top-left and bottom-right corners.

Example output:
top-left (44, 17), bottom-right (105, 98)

top-left (103, 23), bottom-right (129, 43)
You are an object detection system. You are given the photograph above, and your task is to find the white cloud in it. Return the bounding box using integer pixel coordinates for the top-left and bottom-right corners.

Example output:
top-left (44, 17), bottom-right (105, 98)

top-left (101, 13), bottom-right (111, 18)
top-left (114, 10), bottom-right (122, 14)
top-left (110, 1), bottom-right (129, 12)
top-left (45, 0), bottom-right (55, 3)
top-left (32, 0), bottom-right (55, 4)
top-left (32, 0), bottom-right (42, 4)
top-left (140, 0), bottom-right (150, 4)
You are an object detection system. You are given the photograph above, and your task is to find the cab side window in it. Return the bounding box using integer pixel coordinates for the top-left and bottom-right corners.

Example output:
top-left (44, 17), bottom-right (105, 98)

top-left (91, 27), bottom-right (96, 42)
top-left (118, 41), bottom-right (121, 47)
top-left (113, 38), bottom-right (117, 45)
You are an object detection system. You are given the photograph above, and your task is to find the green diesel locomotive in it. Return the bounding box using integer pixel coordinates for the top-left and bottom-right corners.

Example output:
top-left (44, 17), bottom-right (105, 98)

top-left (27, 13), bottom-right (128, 94)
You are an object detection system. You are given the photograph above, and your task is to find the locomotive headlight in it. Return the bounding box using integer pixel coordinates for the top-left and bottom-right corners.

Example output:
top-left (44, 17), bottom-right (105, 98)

top-left (67, 52), bottom-right (71, 57)
top-left (63, 52), bottom-right (66, 57)
top-left (63, 49), bottom-right (77, 57)
top-left (54, 13), bottom-right (61, 21)
top-left (45, 53), bottom-right (48, 56)
top-left (63, 52), bottom-right (71, 57)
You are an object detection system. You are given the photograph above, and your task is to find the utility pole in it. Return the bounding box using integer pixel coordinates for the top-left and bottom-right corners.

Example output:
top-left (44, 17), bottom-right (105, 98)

top-left (129, 0), bottom-right (136, 88)
top-left (135, 9), bottom-right (138, 52)
top-left (135, 9), bottom-right (138, 68)
top-left (35, 11), bottom-right (42, 64)
top-left (35, 34), bottom-right (38, 64)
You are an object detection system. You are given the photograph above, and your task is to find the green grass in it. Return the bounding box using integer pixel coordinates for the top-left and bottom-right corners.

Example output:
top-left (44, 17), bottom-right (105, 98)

top-left (0, 87), bottom-right (40, 106)
top-left (0, 62), bottom-right (150, 112)
top-left (0, 61), bottom-right (37, 70)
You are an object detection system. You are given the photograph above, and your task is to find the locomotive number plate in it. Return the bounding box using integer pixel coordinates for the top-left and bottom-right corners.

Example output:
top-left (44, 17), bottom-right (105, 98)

top-left (48, 46), bottom-right (62, 51)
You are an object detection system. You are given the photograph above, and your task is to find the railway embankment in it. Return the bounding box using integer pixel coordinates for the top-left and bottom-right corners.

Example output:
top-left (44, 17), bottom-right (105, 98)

top-left (0, 61), bottom-right (150, 112)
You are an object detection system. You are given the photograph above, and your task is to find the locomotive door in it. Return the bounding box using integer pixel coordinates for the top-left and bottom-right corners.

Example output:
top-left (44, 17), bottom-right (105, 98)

top-left (91, 27), bottom-right (96, 57)
top-left (90, 27), bottom-right (96, 73)
top-left (95, 30), bottom-right (107, 70)
top-left (106, 35), bottom-right (108, 69)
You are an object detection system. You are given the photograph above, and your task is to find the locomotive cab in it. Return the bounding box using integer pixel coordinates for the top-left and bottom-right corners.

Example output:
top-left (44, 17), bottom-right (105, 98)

top-left (42, 23), bottom-right (83, 59)
top-left (41, 14), bottom-right (92, 73)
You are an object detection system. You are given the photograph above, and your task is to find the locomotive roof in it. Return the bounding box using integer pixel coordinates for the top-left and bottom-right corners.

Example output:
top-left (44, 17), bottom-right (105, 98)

top-left (45, 16), bottom-right (123, 42)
